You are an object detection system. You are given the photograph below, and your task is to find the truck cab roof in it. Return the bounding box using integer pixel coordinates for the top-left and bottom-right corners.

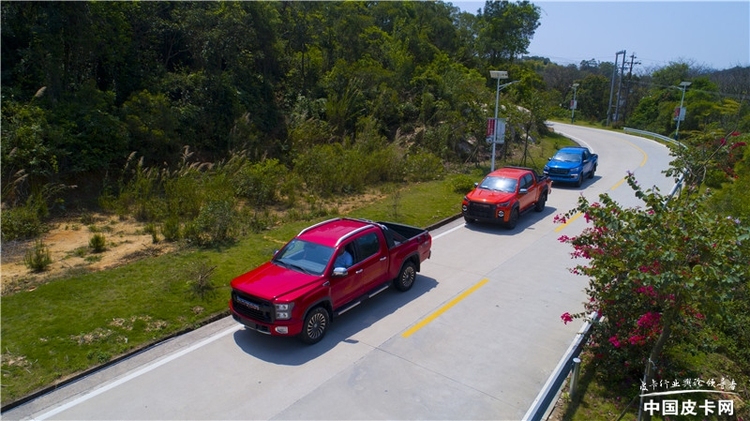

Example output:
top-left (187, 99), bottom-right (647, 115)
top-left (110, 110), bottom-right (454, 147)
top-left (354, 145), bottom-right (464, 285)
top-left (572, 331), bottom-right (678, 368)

top-left (487, 166), bottom-right (535, 179)
top-left (297, 218), bottom-right (375, 248)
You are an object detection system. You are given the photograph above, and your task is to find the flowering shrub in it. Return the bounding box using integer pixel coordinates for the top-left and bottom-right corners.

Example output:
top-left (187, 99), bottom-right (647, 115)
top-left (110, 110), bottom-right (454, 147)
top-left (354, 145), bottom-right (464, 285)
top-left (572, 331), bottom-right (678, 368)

top-left (558, 172), bottom-right (749, 384)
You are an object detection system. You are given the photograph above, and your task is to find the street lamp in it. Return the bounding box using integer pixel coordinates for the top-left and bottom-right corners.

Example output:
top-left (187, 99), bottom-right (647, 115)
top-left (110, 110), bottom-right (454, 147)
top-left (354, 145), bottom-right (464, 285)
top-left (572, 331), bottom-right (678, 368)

top-left (571, 83), bottom-right (580, 123)
top-left (674, 81), bottom-right (691, 140)
top-left (489, 71), bottom-right (518, 171)
top-left (490, 70), bottom-right (507, 172)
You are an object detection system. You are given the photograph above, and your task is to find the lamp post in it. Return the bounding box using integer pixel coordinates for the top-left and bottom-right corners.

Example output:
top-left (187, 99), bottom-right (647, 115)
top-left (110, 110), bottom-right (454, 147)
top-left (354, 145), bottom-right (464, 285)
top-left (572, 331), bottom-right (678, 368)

top-left (571, 83), bottom-right (579, 123)
top-left (674, 81), bottom-right (691, 140)
top-left (488, 71), bottom-right (519, 171)
top-left (490, 70), bottom-right (508, 172)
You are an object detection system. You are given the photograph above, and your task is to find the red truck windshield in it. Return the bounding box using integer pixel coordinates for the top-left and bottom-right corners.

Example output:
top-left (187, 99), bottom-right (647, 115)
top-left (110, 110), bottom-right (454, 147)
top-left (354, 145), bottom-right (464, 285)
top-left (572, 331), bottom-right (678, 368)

top-left (273, 239), bottom-right (334, 275)
top-left (480, 176), bottom-right (517, 193)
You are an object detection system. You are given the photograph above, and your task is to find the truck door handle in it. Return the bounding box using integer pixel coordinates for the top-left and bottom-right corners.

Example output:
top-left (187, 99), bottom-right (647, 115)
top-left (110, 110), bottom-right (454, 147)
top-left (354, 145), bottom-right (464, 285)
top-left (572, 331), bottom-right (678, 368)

top-left (356, 269), bottom-right (364, 274)
top-left (380, 256), bottom-right (387, 261)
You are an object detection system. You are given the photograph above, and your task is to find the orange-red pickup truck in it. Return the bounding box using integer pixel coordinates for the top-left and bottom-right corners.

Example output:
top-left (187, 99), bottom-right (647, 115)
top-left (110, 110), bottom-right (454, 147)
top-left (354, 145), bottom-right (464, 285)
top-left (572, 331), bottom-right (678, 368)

top-left (461, 166), bottom-right (551, 229)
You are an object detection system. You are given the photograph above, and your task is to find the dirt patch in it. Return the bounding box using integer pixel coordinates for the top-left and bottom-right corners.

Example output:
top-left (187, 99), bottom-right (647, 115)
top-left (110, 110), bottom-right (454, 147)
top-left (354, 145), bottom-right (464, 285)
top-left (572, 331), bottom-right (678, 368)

top-left (1, 214), bottom-right (177, 295)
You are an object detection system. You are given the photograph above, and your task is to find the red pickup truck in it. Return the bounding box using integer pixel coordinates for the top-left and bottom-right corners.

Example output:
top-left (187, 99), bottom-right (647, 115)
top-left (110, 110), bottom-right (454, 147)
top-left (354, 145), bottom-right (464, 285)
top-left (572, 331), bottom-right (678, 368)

top-left (229, 218), bottom-right (432, 344)
top-left (461, 166), bottom-right (551, 229)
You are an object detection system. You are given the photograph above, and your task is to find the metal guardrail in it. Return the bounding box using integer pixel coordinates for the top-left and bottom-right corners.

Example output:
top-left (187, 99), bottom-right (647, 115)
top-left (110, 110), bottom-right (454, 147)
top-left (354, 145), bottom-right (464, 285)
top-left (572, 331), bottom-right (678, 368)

top-left (623, 127), bottom-right (686, 148)
top-left (523, 312), bottom-right (600, 421)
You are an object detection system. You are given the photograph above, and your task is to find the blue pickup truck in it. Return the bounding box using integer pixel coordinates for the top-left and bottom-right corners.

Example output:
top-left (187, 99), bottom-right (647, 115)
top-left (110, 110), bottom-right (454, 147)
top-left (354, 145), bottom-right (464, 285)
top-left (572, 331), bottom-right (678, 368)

top-left (543, 146), bottom-right (598, 187)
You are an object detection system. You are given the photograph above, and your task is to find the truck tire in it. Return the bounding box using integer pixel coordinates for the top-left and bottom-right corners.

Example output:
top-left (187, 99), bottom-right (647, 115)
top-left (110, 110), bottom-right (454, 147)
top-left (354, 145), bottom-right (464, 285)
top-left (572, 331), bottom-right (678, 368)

top-left (589, 165), bottom-right (597, 179)
top-left (299, 306), bottom-right (329, 344)
top-left (393, 261), bottom-right (416, 292)
top-left (506, 207), bottom-right (519, 230)
top-left (575, 173), bottom-right (583, 187)
top-left (464, 216), bottom-right (475, 224)
top-left (534, 191), bottom-right (547, 212)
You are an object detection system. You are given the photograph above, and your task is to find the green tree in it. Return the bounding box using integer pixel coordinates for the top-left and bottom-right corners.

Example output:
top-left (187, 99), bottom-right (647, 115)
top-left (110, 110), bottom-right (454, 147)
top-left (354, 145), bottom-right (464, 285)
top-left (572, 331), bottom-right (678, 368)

top-left (477, 0), bottom-right (540, 64)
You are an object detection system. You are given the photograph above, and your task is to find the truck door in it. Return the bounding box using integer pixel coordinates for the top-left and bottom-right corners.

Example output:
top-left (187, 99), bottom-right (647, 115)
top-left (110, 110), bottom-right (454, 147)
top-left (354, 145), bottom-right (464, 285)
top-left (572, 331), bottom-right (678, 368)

top-left (518, 173), bottom-right (536, 210)
top-left (330, 241), bottom-right (360, 307)
top-left (351, 231), bottom-right (388, 293)
top-left (581, 150), bottom-right (592, 173)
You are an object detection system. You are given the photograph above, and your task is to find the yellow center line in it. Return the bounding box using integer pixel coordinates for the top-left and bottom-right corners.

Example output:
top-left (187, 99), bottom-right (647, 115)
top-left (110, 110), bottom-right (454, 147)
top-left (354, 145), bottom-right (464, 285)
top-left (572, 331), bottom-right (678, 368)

top-left (554, 212), bottom-right (582, 232)
top-left (401, 278), bottom-right (489, 338)
top-left (610, 177), bottom-right (627, 191)
top-left (620, 137), bottom-right (649, 168)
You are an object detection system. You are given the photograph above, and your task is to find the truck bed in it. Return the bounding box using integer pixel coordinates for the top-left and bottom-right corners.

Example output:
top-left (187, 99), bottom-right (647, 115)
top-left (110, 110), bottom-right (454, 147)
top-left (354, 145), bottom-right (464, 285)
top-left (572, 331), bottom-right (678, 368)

top-left (378, 221), bottom-right (428, 249)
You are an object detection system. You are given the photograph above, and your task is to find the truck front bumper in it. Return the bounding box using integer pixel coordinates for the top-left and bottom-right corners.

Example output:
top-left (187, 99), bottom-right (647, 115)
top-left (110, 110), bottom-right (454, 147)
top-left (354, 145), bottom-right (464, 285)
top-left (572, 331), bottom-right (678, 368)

top-left (229, 301), bottom-right (303, 336)
top-left (462, 201), bottom-right (510, 224)
top-left (544, 171), bottom-right (581, 184)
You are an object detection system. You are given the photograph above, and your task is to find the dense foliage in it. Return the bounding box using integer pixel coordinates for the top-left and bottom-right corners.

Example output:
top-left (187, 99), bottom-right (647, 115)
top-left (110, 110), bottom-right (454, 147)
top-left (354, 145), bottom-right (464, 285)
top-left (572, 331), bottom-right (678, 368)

top-left (3, 1), bottom-right (748, 242)
top-left (1, 0), bottom-right (554, 240)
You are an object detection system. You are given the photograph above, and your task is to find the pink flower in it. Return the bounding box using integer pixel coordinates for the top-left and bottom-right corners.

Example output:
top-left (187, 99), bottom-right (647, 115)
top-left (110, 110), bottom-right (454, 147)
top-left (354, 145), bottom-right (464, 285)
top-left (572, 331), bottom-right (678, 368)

top-left (561, 312), bottom-right (574, 325)
top-left (629, 335), bottom-right (646, 346)
top-left (609, 336), bottom-right (622, 348)
top-left (637, 312), bottom-right (661, 328)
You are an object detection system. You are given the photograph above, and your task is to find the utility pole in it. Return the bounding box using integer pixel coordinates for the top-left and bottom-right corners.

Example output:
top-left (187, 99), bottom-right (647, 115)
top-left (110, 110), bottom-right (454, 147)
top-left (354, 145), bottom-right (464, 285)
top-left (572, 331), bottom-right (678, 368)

top-left (606, 50), bottom-right (626, 126)
top-left (613, 51), bottom-right (628, 123)
top-left (622, 53), bottom-right (641, 122)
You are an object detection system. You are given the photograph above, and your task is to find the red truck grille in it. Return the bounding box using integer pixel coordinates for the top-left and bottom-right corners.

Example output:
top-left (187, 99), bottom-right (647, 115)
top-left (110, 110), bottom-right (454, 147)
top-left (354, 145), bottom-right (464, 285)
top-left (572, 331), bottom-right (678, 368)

top-left (231, 291), bottom-right (274, 322)
top-left (466, 202), bottom-right (494, 219)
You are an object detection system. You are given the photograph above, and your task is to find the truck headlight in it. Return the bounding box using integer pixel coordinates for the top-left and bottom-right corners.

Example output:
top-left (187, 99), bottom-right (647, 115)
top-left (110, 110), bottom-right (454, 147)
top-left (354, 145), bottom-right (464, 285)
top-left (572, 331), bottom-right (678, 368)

top-left (496, 201), bottom-right (511, 208)
top-left (275, 303), bottom-right (294, 320)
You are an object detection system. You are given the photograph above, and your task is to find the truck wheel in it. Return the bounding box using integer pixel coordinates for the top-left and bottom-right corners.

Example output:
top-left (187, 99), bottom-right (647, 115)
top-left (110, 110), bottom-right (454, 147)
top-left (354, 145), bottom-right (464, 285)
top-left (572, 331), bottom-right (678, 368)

top-left (575, 174), bottom-right (583, 187)
top-left (464, 216), bottom-right (475, 224)
top-left (588, 165), bottom-right (596, 179)
top-left (299, 306), bottom-right (329, 344)
top-left (394, 261), bottom-right (416, 292)
top-left (506, 208), bottom-right (519, 230)
top-left (534, 192), bottom-right (547, 212)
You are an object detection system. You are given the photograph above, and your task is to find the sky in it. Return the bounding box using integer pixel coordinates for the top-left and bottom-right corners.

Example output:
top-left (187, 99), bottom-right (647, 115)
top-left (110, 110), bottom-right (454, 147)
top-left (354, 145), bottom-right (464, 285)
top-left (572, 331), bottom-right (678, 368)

top-left (451, 1), bottom-right (750, 71)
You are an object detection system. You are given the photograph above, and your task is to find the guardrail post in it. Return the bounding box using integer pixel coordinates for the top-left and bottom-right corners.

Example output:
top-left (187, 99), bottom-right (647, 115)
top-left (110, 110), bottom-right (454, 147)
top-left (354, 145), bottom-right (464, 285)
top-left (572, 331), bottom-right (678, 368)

top-left (569, 357), bottom-right (582, 397)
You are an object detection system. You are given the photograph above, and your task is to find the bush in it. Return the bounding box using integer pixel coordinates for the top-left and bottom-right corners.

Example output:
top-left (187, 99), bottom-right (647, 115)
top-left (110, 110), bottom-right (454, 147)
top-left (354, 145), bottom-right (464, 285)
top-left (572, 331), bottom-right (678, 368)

top-left (448, 173), bottom-right (478, 194)
top-left (233, 158), bottom-right (287, 208)
top-left (161, 216), bottom-right (181, 242)
top-left (405, 151), bottom-right (445, 182)
top-left (89, 233), bottom-right (107, 253)
top-left (293, 144), bottom-right (365, 196)
top-left (184, 198), bottom-right (238, 247)
top-left (187, 261), bottom-right (217, 300)
top-left (1, 205), bottom-right (45, 241)
top-left (23, 240), bottom-right (52, 272)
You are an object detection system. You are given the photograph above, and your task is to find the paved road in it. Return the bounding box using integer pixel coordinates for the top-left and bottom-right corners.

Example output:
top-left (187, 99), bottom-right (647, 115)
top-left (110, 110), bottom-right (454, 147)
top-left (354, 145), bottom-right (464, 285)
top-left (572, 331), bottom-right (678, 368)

top-left (4, 123), bottom-right (675, 420)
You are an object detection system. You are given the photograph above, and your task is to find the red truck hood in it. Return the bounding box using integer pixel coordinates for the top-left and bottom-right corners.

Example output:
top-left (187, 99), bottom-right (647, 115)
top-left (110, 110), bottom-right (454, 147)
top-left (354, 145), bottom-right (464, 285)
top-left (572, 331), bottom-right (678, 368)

top-left (230, 261), bottom-right (322, 300)
top-left (466, 189), bottom-right (515, 204)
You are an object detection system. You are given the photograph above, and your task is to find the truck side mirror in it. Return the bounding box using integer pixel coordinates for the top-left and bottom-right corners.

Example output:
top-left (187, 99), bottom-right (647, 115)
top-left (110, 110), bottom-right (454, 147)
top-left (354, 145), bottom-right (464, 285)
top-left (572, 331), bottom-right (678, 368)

top-left (332, 267), bottom-right (348, 277)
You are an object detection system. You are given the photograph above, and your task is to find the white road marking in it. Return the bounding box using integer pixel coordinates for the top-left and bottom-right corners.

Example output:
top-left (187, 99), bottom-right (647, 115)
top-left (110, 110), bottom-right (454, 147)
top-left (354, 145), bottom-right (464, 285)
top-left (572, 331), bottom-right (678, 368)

top-left (431, 223), bottom-right (464, 240)
top-left (35, 324), bottom-right (242, 420)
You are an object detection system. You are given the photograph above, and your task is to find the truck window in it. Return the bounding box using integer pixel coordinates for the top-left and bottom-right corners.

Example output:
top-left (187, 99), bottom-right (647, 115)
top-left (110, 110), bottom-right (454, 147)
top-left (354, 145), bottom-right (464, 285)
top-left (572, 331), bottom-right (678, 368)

top-left (521, 174), bottom-right (533, 189)
top-left (355, 232), bottom-right (380, 262)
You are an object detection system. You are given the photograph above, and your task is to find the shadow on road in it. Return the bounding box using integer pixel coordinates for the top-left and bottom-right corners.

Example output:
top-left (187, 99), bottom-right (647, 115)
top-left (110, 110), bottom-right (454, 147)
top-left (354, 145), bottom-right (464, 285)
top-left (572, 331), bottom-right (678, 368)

top-left (463, 206), bottom-right (559, 235)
